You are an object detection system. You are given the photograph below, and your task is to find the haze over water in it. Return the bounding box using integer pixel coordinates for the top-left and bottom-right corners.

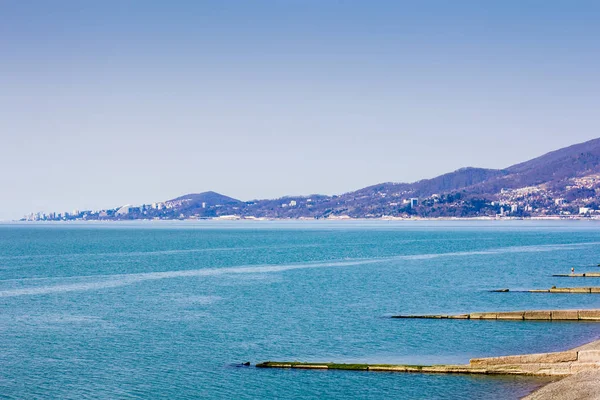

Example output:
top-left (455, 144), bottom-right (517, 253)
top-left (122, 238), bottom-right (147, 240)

top-left (2, 221), bottom-right (600, 399)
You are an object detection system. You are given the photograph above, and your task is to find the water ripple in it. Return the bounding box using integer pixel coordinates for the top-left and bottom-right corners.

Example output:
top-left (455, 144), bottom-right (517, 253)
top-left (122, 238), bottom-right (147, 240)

top-left (0, 241), bottom-right (597, 298)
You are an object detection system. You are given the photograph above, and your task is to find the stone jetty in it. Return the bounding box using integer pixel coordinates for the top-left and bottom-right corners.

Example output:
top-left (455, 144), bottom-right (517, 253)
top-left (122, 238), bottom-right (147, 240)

top-left (390, 309), bottom-right (600, 320)
top-left (553, 272), bottom-right (600, 277)
top-left (492, 287), bottom-right (600, 293)
top-left (256, 311), bottom-right (600, 399)
top-left (531, 287), bottom-right (600, 293)
top-left (256, 339), bottom-right (600, 377)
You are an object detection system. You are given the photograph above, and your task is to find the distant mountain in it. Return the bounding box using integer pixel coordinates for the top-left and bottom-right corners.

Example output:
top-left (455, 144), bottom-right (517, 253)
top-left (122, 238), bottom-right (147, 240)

top-left (166, 191), bottom-right (242, 208)
top-left (410, 167), bottom-right (508, 196)
top-left (505, 137), bottom-right (600, 184)
top-left (160, 191), bottom-right (243, 218)
top-left (26, 138), bottom-right (600, 221)
top-left (429, 138), bottom-right (600, 197)
top-left (360, 138), bottom-right (600, 199)
top-left (508, 138), bottom-right (600, 174)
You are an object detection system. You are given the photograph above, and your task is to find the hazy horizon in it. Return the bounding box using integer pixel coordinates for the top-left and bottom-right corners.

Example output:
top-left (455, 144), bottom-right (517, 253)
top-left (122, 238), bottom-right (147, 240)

top-left (2, 1), bottom-right (600, 220)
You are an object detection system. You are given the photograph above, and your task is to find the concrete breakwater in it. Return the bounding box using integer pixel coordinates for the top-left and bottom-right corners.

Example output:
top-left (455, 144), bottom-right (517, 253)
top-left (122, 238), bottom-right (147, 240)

top-left (390, 309), bottom-right (600, 320)
top-left (553, 272), bottom-right (600, 277)
top-left (532, 287), bottom-right (600, 293)
top-left (256, 339), bottom-right (600, 377)
top-left (256, 311), bottom-right (600, 399)
top-left (492, 287), bottom-right (600, 293)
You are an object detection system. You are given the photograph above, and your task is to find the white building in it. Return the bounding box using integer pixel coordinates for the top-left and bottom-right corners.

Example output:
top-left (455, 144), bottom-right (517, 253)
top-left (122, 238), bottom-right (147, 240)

top-left (116, 205), bottom-right (133, 215)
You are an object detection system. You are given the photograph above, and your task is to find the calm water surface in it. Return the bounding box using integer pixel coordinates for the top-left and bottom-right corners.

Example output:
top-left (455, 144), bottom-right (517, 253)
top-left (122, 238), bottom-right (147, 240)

top-left (2, 221), bottom-right (600, 399)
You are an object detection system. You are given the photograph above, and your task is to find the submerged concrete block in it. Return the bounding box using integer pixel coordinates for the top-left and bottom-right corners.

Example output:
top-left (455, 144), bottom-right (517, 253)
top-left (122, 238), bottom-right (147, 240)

top-left (477, 362), bottom-right (572, 376)
top-left (550, 288), bottom-right (573, 293)
top-left (496, 311), bottom-right (525, 320)
top-left (421, 365), bottom-right (476, 374)
top-left (518, 362), bottom-right (574, 376)
top-left (548, 287), bottom-right (592, 293)
top-left (524, 311), bottom-right (552, 320)
top-left (524, 352), bottom-right (578, 364)
top-left (570, 362), bottom-right (600, 374)
top-left (369, 365), bottom-right (431, 372)
top-left (578, 310), bottom-right (600, 320)
top-left (571, 287), bottom-right (592, 293)
top-left (577, 350), bottom-right (600, 363)
top-left (368, 366), bottom-right (408, 372)
top-left (292, 364), bottom-right (328, 369)
top-left (469, 312), bottom-right (497, 319)
top-left (470, 351), bottom-right (577, 366)
top-left (256, 363), bottom-right (292, 368)
top-left (551, 310), bottom-right (579, 320)
top-left (484, 364), bottom-right (533, 375)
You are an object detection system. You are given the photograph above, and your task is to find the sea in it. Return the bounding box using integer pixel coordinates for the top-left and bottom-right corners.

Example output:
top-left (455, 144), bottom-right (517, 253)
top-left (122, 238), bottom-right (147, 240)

top-left (2, 220), bottom-right (600, 399)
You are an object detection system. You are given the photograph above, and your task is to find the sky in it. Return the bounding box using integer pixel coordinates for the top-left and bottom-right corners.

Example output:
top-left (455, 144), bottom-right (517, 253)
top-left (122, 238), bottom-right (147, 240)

top-left (1, 1), bottom-right (599, 220)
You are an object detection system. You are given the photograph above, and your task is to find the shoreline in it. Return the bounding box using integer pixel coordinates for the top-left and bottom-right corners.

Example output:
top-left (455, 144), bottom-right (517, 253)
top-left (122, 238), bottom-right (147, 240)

top-left (257, 324), bottom-right (600, 399)
top-left (523, 337), bottom-right (600, 399)
top-left (523, 369), bottom-right (600, 399)
top-left (8, 221), bottom-right (600, 395)
top-left (6, 216), bottom-right (600, 224)
top-left (257, 337), bottom-right (600, 377)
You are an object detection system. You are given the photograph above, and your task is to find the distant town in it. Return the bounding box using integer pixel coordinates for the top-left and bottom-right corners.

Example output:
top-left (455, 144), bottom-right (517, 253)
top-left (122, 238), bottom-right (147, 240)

top-left (22, 177), bottom-right (600, 222)
top-left (22, 138), bottom-right (600, 222)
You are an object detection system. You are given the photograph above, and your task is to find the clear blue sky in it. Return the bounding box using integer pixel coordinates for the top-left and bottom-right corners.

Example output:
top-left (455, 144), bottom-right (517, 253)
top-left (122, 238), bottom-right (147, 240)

top-left (1, 1), bottom-right (599, 220)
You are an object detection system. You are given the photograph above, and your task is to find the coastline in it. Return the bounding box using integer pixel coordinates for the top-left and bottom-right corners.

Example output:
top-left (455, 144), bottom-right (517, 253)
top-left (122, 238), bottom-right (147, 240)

top-left (257, 336), bottom-right (600, 398)
top-left (257, 337), bottom-right (600, 377)
top-left (523, 369), bottom-right (600, 399)
top-left (522, 371), bottom-right (600, 400)
top-left (7, 215), bottom-right (600, 224)
top-left (4, 219), bottom-right (592, 399)
top-left (257, 305), bottom-right (600, 398)
top-left (523, 338), bottom-right (600, 399)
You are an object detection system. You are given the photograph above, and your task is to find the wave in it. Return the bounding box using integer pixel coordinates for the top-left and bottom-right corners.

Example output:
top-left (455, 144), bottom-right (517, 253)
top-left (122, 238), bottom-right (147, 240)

top-left (397, 242), bottom-right (600, 260)
top-left (0, 244), bottom-right (320, 261)
top-left (1, 241), bottom-right (598, 298)
top-left (0, 259), bottom-right (380, 298)
top-left (0, 238), bottom-right (493, 261)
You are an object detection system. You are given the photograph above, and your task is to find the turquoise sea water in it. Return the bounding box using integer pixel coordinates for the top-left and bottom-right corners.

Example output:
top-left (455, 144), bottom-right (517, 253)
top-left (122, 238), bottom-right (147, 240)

top-left (2, 221), bottom-right (600, 399)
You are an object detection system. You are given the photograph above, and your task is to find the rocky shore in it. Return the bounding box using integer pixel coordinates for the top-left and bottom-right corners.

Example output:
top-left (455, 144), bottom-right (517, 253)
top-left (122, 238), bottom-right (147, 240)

top-left (523, 369), bottom-right (600, 399)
